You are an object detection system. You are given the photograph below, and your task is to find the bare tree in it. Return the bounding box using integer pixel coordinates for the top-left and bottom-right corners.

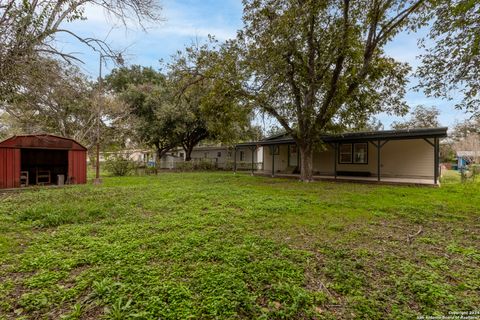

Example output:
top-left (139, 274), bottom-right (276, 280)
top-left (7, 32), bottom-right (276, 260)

top-left (392, 105), bottom-right (441, 130)
top-left (0, 0), bottom-right (162, 103)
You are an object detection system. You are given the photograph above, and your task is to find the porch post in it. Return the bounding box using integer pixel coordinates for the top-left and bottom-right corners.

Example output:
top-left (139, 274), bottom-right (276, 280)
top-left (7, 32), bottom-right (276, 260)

top-left (334, 143), bottom-right (337, 179)
top-left (297, 144), bottom-right (300, 170)
top-left (234, 147), bottom-right (237, 174)
top-left (251, 146), bottom-right (255, 175)
top-left (434, 137), bottom-right (439, 185)
top-left (271, 145), bottom-right (275, 177)
top-left (377, 139), bottom-right (381, 182)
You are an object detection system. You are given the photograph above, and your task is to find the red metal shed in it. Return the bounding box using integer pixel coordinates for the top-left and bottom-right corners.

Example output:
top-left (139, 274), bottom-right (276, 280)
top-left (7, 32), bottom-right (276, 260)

top-left (0, 134), bottom-right (87, 189)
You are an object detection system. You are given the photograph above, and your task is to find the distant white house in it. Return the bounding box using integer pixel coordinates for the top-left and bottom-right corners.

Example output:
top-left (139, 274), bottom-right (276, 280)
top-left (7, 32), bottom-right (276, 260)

top-left (170, 145), bottom-right (263, 170)
top-left (97, 149), bottom-right (155, 164)
top-left (97, 144), bottom-right (264, 171)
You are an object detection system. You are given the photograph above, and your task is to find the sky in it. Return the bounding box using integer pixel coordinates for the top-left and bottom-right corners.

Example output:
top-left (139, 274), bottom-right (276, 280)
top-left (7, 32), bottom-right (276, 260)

top-left (56, 0), bottom-right (471, 130)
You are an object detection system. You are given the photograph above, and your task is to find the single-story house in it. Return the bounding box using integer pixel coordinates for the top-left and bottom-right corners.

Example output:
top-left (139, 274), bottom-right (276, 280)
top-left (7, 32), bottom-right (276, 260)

top-left (457, 151), bottom-right (479, 168)
top-left (97, 149), bottom-right (155, 165)
top-left (235, 127), bottom-right (448, 186)
top-left (0, 134), bottom-right (87, 189)
top-left (170, 146), bottom-right (262, 170)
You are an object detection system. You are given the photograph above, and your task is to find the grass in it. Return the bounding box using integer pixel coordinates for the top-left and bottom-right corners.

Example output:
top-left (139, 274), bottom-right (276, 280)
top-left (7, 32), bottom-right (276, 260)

top-left (0, 171), bottom-right (479, 319)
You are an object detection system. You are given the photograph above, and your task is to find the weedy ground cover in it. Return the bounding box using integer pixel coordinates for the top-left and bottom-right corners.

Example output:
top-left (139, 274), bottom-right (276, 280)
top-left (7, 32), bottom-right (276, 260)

top-left (0, 171), bottom-right (478, 319)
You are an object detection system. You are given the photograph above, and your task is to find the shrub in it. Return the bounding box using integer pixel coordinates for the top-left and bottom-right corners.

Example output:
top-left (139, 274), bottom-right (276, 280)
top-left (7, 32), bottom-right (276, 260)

top-left (471, 164), bottom-right (480, 181)
top-left (105, 155), bottom-right (134, 176)
top-left (176, 160), bottom-right (217, 171)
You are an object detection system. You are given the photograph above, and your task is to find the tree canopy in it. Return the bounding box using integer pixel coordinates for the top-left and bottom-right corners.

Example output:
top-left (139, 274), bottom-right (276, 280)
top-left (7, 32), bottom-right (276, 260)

top-left (417, 0), bottom-right (480, 115)
top-left (210, 0), bottom-right (428, 180)
top-left (392, 105), bottom-right (441, 130)
top-left (0, 0), bottom-right (161, 102)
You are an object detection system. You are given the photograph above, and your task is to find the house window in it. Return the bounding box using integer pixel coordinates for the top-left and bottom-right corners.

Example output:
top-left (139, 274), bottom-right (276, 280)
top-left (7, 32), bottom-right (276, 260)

top-left (339, 144), bottom-right (352, 163)
top-left (179, 152), bottom-right (184, 158)
top-left (269, 145), bottom-right (280, 155)
top-left (217, 152), bottom-right (221, 157)
top-left (290, 145), bottom-right (297, 154)
top-left (240, 151), bottom-right (245, 161)
top-left (353, 143), bottom-right (368, 164)
top-left (338, 143), bottom-right (368, 164)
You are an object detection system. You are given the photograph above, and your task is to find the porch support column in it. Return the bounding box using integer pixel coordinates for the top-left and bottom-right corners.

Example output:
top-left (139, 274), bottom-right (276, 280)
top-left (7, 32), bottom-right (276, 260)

top-left (234, 147), bottom-right (237, 174)
top-left (334, 143), bottom-right (337, 179)
top-left (271, 145), bottom-right (275, 177)
top-left (424, 138), bottom-right (439, 185)
top-left (251, 146), bottom-right (256, 175)
top-left (434, 137), bottom-right (439, 185)
top-left (377, 139), bottom-right (381, 182)
top-left (297, 144), bottom-right (300, 171)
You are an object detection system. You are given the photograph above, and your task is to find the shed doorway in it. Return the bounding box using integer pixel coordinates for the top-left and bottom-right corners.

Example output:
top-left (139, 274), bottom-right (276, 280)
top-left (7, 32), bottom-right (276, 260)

top-left (20, 149), bottom-right (68, 186)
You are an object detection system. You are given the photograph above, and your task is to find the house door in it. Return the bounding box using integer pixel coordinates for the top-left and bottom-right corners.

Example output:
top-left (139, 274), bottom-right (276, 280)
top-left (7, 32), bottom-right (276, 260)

top-left (288, 145), bottom-right (298, 167)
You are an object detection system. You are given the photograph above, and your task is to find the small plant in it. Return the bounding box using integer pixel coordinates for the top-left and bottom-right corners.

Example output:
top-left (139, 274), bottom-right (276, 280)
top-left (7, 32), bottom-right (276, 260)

top-left (460, 167), bottom-right (468, 183)
top-left (470, 164), bottom-right (480, 181)
top-left (61, 303), bottom-right (82, 320)
top-left (104, 155), bottom-right (134, 176)
top-left (104, 298), bottom-right (133, 320)
top-left (92, 278), bottom-right (111, 299)
top-left (176, 159), bottom-right (217, 171)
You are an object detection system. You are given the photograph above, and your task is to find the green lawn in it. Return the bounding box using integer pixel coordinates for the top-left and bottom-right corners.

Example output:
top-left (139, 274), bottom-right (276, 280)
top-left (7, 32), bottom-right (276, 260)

top-left (0, 172), bottom-right (479, 319)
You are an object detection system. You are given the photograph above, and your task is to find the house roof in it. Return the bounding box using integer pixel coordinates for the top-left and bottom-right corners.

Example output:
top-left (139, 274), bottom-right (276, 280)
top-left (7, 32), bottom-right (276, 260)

top-left (236, 127), bottom-right (448, 147)
top-left (174, 146), bottom-right (231, 152)
top-left (0, 134), bottom-right (87, 150)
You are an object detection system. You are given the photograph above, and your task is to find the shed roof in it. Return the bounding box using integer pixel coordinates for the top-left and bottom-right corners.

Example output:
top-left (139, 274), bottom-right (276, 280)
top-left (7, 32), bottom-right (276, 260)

top-left (0, 134), bottom-right (87, 150)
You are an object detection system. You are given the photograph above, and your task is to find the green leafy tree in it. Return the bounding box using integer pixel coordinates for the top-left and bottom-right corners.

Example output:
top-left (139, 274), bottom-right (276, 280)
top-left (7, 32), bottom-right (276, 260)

top-left (219, 0), bottom-right (427, 181)
top-left (2, 58), bottom-right (96, 141)
top-left (392, 105), bottom-right (441, 130)
top-left (107, 66), bottom-right (182, 160)
top-left (417, 0), bottom-right (480, 114)
top-left (168, 43), bottom-right (255, 160)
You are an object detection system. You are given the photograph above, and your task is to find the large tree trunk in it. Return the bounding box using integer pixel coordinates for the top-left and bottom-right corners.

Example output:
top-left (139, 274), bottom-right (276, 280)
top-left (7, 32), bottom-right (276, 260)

top-left (183, 144), bottom-right (194, 161)
top-left (155, 147), bottom-right (172, 171)
top-left (298, 143), bottom-right (314, 182)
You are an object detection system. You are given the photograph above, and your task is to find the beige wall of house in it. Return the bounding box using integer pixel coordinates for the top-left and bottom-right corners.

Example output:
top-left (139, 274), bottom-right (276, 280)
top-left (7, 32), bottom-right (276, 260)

top-left (313, 145), bottom-right (335, 175)
top-left (381, 139), bottom-right (434, 178)
top-left (263, 144), bottom-right (290, 173)
top-left (261, 138), bottom-right (435, 179)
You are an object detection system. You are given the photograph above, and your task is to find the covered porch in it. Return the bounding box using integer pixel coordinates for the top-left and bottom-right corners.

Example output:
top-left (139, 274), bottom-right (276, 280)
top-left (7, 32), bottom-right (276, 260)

top-left (252, 172), bottom-right (438, 186)
top-left (234, 127), bottom-right (448, 186)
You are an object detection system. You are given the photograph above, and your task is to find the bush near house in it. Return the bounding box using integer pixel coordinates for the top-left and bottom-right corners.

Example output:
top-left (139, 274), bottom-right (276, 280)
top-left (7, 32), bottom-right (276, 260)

top-left (176, 159), bottom-right (217, 171)
top-left (0, 172), bottom-right (478, 319)
top-left (104, 155), bottom-right (135, 176)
